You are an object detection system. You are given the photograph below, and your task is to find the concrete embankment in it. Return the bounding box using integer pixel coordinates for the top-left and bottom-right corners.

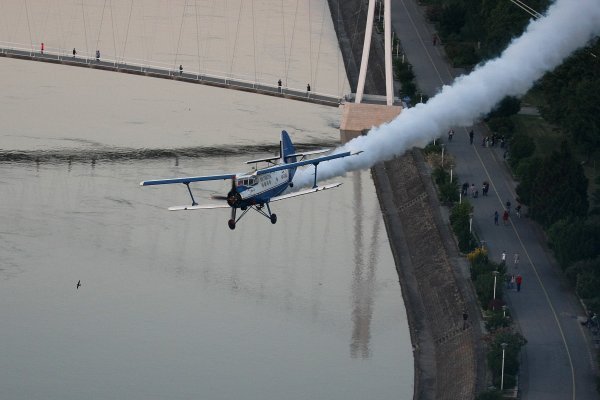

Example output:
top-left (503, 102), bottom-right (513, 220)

top-left (327, 1), bottom-right (484, 398)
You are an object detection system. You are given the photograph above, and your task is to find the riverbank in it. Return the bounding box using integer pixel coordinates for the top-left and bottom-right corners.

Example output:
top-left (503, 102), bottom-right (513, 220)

top-left (327, 1), bottom-right (484, 398)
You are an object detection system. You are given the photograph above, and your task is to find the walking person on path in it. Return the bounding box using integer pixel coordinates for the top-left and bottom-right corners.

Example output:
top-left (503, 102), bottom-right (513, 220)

top-left (494, 211), bottom-right (499, 225)
top-left (501, 251), bottom-right (506, 266)
top-left (514, 253), bottom-right (520, 268)
top-left (469, 130), bottom-right (474, 144)
top-left (502, 210), bottom-right (509, 225)
top-left (448, 128), bottom-right (454, 141)
top-left (516, 274), bottom-right (523, 292)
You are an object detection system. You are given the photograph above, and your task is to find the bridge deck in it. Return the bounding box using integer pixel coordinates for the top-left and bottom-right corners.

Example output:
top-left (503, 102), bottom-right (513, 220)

top-left (0, 47), bottom-right (342, 108)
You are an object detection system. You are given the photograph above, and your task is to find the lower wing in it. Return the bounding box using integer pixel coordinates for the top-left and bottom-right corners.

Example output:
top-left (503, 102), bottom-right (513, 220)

top-left (169, 204), bottom-right (230, 211)
top-left (270, 183), bottom-right (342, 202)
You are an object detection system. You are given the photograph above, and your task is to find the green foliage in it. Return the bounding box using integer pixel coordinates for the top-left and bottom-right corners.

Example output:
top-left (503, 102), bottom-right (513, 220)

top-left (523, 142), bottom-right (588, 228)
top-left (439, 181), bottom-right (459, 204)
top-left (433, 166), bottom-right (450, 185)
top-left (439, 4), bottom-right (466, 36)
top-left (401, 81), bottom-right (417, 98)
top-left (423, 141), bottom-right (443, 154)
top-left (450, 201), bottom-right (477, 252)
top-left (576, 270), bottom-right (600, 301)
top-left (486, 329), bottom-right (527, 389)
top-left (487, 96), bottom-right (521, 119)
top-left (539, 39), bottom-right (600, 158)
top-left (547, 218), bottom-right (600, 269)
top-left (475, 390), bottom-right (503, 400)
top-left (486, 310), bottom-right (511, 332)
top-left (486, 117), bottom-right (515, 136)
top-left (508, 133), bottom-right (536, 169)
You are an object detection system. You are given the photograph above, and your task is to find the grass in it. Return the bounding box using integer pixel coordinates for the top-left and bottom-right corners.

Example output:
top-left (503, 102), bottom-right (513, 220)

top-left (511, 114), bottom-right (563, 158)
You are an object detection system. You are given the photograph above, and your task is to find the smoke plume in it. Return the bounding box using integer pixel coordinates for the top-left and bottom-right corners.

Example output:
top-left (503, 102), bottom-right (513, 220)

top-left (293, 0), bottom-right (600, 188)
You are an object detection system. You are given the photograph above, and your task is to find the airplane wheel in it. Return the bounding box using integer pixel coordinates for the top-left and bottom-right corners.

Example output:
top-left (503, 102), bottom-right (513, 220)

top-left (228, 219), bottom-right (236, 230)
top-left (270, 214), bottom-right (277, 224)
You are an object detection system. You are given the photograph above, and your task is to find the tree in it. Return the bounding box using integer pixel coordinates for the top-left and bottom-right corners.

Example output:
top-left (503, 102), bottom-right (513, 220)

top-left (528, 142), bottom-right (588, 228)
top-left (547, 218), bottom-right (600, 269)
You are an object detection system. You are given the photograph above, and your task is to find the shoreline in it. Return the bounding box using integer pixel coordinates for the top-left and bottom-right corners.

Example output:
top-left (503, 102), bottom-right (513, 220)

top-left (327, 1), bottom-right (484, 398)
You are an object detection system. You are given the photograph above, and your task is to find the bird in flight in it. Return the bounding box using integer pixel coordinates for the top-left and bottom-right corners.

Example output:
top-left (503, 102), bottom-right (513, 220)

top-left (76, 280), bottom-right (81, 290)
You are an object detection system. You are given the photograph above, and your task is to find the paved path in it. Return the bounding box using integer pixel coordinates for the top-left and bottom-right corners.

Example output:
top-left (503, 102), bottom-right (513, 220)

top-left (390, 0), bottom-right (598, 398)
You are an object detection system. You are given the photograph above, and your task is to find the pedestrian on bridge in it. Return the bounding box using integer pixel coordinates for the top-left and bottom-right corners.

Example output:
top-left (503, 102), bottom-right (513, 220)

top-left (72, 48), bottom-right (77, 58)
top-left (307, 83), bottom-right (311, 92)
top-left (96, 50), bottom-right (100, 61)
top-left (40, 42), bottom-right (44, 54)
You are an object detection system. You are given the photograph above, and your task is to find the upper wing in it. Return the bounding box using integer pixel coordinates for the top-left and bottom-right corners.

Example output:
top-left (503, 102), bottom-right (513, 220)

top-left (245, 155), bottom-right (280, 165)
top-left (168, 204), bottom-right (230, 211)
top-left (256, 150), bottom-right (361, 175)
top-left (140, 173), bottom-right (235, 186)
top-left (270, 182), bottom-right (342, 202)
top-left (284, 148), bottom-right (330, 161)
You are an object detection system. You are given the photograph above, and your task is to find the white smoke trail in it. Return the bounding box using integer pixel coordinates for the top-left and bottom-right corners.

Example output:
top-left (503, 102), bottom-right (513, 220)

top-left (293, 0), bottom-right (600, 188)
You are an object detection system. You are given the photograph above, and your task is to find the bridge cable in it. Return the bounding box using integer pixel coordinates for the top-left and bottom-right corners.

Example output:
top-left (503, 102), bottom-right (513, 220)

top-left (281, 0), bottom-right (287, 86)
top-left (109, 0), bottom-right (118, 63)
top-left (23, 0), bottom-right (33, 52)
top-left (194, 0), bottom-right (201, 76)
top-left (81, 0), bottom-right (89, 57)
top-left (308, 0), bottom-right (312, 88)
top-left (285, 0), bottom-right (300, 87)
top-left (251, 0), bottom-right (257, 84)
top-left (95, 0), bottom-right (107, 59)
top-left (229, 1), bottom-right (243, 79)
top-left (174, 0), bottom-right (187, 71)
top-left (311, 0), bottom-right (327, 92)
top-left (121, 0), bottom-right (134, 62)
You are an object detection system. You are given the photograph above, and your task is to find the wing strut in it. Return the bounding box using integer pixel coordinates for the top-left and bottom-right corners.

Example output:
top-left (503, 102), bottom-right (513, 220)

top-left (312, 163), bottom-right (319, 188)
top-left (185, 183), bottom-right (198, 206)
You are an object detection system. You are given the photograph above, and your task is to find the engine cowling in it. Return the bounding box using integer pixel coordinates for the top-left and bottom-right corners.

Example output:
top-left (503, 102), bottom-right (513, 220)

top-left (227, 190), bottom-right (242, 207)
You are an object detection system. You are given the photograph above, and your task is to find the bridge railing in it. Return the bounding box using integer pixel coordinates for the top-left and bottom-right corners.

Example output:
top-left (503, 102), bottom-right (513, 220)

top-left (0, 40), bottom-right (343, 106)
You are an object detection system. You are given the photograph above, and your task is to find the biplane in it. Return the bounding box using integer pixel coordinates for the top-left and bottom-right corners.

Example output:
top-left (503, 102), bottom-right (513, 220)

top-left (140, 131), bottom-right (359, 230)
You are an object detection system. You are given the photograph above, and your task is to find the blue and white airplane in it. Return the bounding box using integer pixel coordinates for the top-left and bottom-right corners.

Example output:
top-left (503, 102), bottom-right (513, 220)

top-left (140, 131), bottom-right (359, 230)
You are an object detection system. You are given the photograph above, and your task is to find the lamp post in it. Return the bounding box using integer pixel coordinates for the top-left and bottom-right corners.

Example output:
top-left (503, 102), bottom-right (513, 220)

top-left (492, 270), bottom-right (499, 300)
top-left (469, 212), bottom-right (473, 233)
top-left (449, 163), bottom-right (454, 182)
top-left (500, 342), bottom-right (508, 391)
top-left (441, 144), bottom-right (445, 166)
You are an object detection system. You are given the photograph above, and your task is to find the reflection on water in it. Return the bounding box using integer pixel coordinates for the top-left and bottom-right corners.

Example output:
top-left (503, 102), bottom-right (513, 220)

top-left (0, 156), bottom-right (412, 400)
top-left (350, 171), bottom-right (382, 359)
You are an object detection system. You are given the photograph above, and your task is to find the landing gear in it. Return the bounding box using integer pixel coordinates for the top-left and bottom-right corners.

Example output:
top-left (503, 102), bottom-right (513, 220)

top-left (227, 202), bottom-right (278, 229)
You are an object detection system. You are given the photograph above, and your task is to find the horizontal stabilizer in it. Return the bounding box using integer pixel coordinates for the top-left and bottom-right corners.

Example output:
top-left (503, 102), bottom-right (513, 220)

top-left (141, 173), bottom-right (235, 186)
top-left (270, 183), bottom-right (342, 202)
top-left (169, 204), bottom-right (230, 211)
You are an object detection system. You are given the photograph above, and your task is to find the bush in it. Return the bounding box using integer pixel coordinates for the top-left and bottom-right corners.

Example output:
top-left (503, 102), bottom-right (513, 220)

top-left (486, 329), bottom-right (527, 389)
top-left (423, 141), bottom-right (443, 154)
top-left (475, 390), bottom-right (503, 400)
top-left (487, 96), bottom-right (521, 119)
top-left (487, 116), bottom-right (515, 136)
top-left (439, 181), bottom-right (459, 204)
top-left (450, 201), bottom-right (478, 252)
top-left (508, 133), bottom-right (536, 169)
top-left (486, 310), bottom-right (511, 332)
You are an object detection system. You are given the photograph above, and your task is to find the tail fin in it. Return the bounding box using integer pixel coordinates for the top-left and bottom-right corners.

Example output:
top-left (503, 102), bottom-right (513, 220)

top-left (280, 130), bottom-right (296, 163)
top-left (280, 130), bottom-right (297, 181)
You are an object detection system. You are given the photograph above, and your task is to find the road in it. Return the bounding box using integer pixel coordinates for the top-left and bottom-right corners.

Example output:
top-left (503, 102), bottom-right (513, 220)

top-left (390, 0), bottom-right (598, 398)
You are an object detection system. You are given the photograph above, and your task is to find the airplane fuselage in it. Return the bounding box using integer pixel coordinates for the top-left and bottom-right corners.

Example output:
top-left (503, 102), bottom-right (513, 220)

top-left (232, 169), bottom-right (291, 207)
